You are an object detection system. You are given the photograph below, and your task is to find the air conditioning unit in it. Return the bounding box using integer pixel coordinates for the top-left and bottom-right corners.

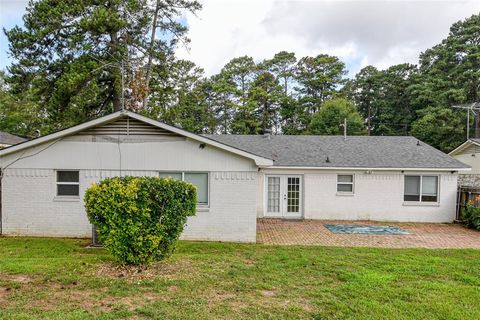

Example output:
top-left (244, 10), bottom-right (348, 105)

top-left (91, 224), bottom-right (102, 247)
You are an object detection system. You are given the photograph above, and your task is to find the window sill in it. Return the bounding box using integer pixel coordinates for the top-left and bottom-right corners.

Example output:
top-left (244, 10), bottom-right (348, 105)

top-left (336, 192), bottom-right (354, 196)
top-left (196, 206), bottom-right (210, 213)
top-left (53, 196), bottom-right (81, 202)
top-left (402, 202), bottom-right (440, 207)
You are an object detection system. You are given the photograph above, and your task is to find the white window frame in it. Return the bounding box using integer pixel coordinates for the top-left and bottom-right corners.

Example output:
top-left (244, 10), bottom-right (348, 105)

top-left (55, 170), bottom-right (80, 198)
top-left (336, 174), bottom-right (354, 195)
top-left (158, 171), bottom-right (210, 207)
top-left (403, 175), bottom-right (440, 204)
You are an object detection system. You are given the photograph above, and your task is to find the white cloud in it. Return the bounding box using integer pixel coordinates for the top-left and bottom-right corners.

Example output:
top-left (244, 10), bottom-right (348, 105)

top-left (176, 0), bottom-right (480, 77)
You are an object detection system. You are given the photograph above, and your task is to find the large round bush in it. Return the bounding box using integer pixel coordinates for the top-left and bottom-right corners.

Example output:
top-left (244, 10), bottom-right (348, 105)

top-left (84, 176), bottom-right (197, 265)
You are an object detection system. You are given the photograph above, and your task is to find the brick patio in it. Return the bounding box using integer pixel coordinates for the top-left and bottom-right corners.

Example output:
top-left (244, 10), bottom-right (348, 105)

top-left (257, 219), bottom-right (480, 249)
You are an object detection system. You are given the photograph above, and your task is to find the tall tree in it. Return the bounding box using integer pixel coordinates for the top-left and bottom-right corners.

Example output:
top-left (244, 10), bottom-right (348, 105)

top-left (0, 71), bottom-right (43, 137)
top-left (294, 54), bottom-right (347, 131)
top-left (308, 98), bottom-right (366, 135)
top-left (220, 56), bottom-right (257, 107)
top-left (249, 72), bottom-right (283, 133)
top-left (263, 51), bottom-right (297, 95)
top-left (5, 0), bottom-right (200, 132)
top-left (213, 56), bottom-right (257, 133)
top-left (142, 0), bottom-right (201, 109)
top-left (344, 65), bottom-right (381, 135)
top-left (208, 74), bottom-right (237, 134)
top-left (375, 64), bottom-right (419, 136)
top-left (419, 13), bottom-right (480, 136)
top-left (141, 59), bottom-right (210, 130)
top-left (411, 107), bottom-right (467, 152)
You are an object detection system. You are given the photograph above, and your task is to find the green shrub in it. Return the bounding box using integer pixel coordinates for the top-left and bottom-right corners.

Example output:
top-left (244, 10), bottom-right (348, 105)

top-left (84, 176), bottom-right (196, 265)
top-left (464, 205), bottom-right (480, 230)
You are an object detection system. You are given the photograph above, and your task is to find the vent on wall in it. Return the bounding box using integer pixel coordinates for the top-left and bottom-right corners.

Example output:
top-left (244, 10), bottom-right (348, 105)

top-left (78, 117), bottom-right (180, 137)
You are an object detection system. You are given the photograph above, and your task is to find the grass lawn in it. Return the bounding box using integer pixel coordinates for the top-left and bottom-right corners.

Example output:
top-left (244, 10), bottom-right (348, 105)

top-left (0, 238), bottom-right (479, 319)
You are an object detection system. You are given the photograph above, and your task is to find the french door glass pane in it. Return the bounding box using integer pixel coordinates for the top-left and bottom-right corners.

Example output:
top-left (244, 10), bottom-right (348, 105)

top-left (267, 177), bottom-right (280, 212)
top-left (287, 177), bottom-right (300, 213)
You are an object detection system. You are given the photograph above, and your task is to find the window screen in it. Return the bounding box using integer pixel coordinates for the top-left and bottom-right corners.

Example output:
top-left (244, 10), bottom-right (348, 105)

top-left (184, 173), bottom-right (208, 204)
top-left (159, 172), bottom-right (182, 180)
top-left (421, 176), bottom-right (438, 202)
top-left (337, 175), bottom-right (354, 193)
top-left (159, 171), bottom-right (209, 205)
top-left (56, 171), bottom-right (79, 196)
top-left (404, 175), bottom-right (438, 202)
top-left (404, 176), bottom-right (420, 201)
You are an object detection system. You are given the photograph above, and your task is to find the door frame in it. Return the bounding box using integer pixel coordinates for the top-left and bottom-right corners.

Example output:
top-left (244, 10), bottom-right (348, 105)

top-left (264, 174), bottom-right (304, 219)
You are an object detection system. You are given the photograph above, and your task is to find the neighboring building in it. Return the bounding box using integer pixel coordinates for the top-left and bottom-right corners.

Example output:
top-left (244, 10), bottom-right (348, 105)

top-left (0, 111), bottom-right (469, 242)
top-left (0, 131), bottom-right (26, 149)
top-left (449, 139), bottom-right (480, 187)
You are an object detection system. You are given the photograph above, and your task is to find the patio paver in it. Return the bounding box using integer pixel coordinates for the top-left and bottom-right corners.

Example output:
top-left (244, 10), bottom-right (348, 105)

top-left (257, 218), bottom-right (480, 249)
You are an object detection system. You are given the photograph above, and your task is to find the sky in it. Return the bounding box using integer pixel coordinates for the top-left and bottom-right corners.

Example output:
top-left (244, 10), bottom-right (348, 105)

top-left (1, 0), bottom-right (479, 77)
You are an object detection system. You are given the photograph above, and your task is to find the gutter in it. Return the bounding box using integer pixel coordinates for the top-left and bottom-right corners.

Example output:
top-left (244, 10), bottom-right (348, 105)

top-left (261, 166), bottom-right (471, 172)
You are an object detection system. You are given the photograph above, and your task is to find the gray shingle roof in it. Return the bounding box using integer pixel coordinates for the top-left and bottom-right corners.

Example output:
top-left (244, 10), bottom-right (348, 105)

top-left (0, 131), bottom-right (26, 146)
top-left (203, 135), bottom-right (469, 169)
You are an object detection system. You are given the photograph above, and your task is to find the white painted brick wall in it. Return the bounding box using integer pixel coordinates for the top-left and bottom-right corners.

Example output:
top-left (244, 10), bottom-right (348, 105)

top-left (1, 169), bottom-right (257, 242)
top-left (2, 170), bottom-right (91, 237)
top-left (257, 170), bottom-right (458, 223)
top-left (181, 172), bottom-right (257, 243)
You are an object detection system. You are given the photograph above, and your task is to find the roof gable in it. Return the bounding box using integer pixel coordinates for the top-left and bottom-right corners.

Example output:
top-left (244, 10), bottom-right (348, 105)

top-left (449, 139), bottom-right (480, 156)
top-left (0, 111), bottom-right (273, 167)
top-left (77, 117), bottom-right (181, 138)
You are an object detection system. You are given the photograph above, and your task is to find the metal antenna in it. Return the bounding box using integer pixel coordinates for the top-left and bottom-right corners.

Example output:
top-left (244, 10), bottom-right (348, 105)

top-left (339, 118), bottom-right (347, 140)
top-left (451, 102), bottom-right (480, 140)
top-left (121, 60), bottom-right (125, 111)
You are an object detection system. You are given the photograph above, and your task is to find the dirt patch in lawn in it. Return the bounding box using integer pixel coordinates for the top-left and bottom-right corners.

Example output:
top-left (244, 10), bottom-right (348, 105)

top-left (0, 273), bottom-right (33, 284)
top-left (93, 258), bottom-right (196, 282)
top-left (0, 273), bottom-right (35, 306)
top-left (5, 281), bottom-right (167, 313)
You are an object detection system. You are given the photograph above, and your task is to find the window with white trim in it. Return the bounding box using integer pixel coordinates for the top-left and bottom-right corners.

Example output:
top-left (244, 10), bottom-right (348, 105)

top-left (159, 172), bottom-right (209, 205)
top-left (337, 174), bottom-right (354, 193)
top-left (404, 175), bottom-right (438, 202)
top-left (56, 171), bottom-right (80, 196)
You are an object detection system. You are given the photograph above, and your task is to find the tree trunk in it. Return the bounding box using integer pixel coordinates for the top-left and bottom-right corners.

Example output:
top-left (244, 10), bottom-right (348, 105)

top-left (142, 0), bottom-right (161, 109)
top-left (110, 31), bottom-right (122, 112)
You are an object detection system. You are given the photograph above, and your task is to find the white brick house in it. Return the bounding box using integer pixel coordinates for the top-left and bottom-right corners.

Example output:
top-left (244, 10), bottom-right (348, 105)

top-left (449, 139), bottom-right (480, 188)
top-left (0, 111), bottom-right (469, 242)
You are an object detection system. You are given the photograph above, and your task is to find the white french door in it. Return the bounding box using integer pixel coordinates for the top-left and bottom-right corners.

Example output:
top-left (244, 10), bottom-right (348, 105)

top-left (265, 175), bottom-right (302, 218)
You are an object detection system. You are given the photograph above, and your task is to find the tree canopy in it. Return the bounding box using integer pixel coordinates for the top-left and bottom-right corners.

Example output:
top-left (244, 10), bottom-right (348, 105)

top-left (2, 9), bottom-right (480, 153)
top-left (308, 99), bottom-right (366, 136)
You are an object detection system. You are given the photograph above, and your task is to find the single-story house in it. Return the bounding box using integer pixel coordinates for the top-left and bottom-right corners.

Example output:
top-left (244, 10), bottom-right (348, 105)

top-left (0, 111), bottom-right (470, 242)
top-left (0, 131), bottom-right (26, 149)
top-left (449, 139), bottom-right (480, 187)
